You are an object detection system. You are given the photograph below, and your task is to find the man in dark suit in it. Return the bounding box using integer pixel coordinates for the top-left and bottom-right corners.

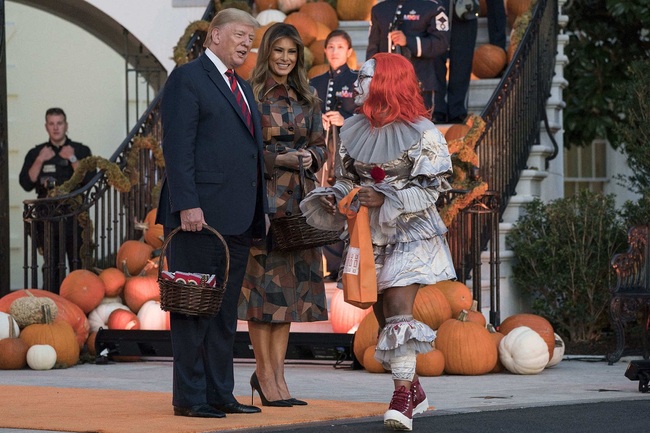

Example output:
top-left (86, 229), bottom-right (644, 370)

top-left (156, 9), bottom-right (268, 418)
top-left (366, 0), bottom-right (451, 111)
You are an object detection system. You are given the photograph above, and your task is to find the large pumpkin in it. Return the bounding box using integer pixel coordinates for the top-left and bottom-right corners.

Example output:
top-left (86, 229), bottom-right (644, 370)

top-left (108, 309), bottom-right (140, 330)
top-left (0, 315), bottom-right (29, 370)
top-left (255, 0), bottom-right (278, 12)
top-left (499, 313), bottom-right (555, 361)
top-left (283, 12), bottom-right (318, 46)
top-left (330, 289), bottom-right (372, 334)
top-left (143, 208), bottom-right (164, 249)
top-left (137, 300), bottom-right (170, 330)
top-left (98, 267), bottom-right (127, 298)
top-left (308, 63), bottom-right (330, 79)
top-left (363, 345), bottom-right (387, 373)
top-left (87, 302), bottom-right (131, 332)
top-left (472, 44), bottom-right (508, 79)
top-left (435, 311), bottom-right (497, 375)
top-left (413, 284), bottom-right (452, 330)
top-left (434, 280), bottom-right (473, 317)
top-left (444, 124), bottom-right (470, 142)
top-left (416, 348), bottom-right (445, 377)
top-left (466, 300), bottom-right (487, 328)
top-left (506, 0), bottom-right (533, 26)
top-left (299, 1), bottom-right (338, 32)
top-left (353, 312), bottom-right (380, 365)
top-left (123, 275), bottom-right (160, 314)
top-left (116, 240), bottom-right (154, 276)
top-left (278, 0), bottom-right (306, 13)
top-left (255, 9), bottom-right (287, 26)
top-left (59, 269), bottom-right (106, 314)
top-left (0, 311), bottom-right (20, 339)
top-left (499, 325), bottom-right (549, 375)
top-left (337, 0), bottom-right (376, 21)
top-left (20, 305), bottom-right (80, 368)
top-left (236, 51), bottom-right (258, 80)
top-left (309, 39), bottom-right (326, 66)
top-left (0, 289), bottom-right (89, 349)
top-left (487, 324), bottom-right (505, 373)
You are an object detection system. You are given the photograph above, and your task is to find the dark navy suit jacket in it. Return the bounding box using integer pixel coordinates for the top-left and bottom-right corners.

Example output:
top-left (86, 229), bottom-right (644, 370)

top-left (157, 53), bottom-right (267, 237)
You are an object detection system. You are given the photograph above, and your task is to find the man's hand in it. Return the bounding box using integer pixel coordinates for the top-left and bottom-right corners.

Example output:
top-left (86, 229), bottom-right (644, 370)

top-left (320, 194), bottom-right (338, 215)
top-left (357, 187), bottom-right (385, 208)
top-left (323, 111), bottom-right (345, 129)
top-left (58, 145), bottom-right (76, 162)
top-left (37, 146), bottom-right (56, 163)
top-left (389, 30), bottom-right (407, 47)
top-left (180, 207), bottom-right (206, 232)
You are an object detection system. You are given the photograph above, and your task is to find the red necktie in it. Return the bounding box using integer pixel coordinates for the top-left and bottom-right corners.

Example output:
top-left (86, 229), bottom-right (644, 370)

top-left (225, 69), bottom-right (254, 136)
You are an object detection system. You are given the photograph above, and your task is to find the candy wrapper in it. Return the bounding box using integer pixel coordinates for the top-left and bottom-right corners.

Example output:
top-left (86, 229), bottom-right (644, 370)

top-left (161, 271), bottom-right (217, 287)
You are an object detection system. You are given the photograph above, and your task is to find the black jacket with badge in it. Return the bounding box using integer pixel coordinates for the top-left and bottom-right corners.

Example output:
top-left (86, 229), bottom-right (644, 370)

top-left (367, 0), bottom-right (451, 92)
top-left (19, 138), bottom-right (93, 198)
top-left (310, 64), bottom-right (358, 119)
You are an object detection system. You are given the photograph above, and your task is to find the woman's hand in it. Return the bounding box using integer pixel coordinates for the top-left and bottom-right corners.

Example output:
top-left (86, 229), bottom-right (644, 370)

top-left (357, 187), bottom-right (384, 208)
top-left (320, 194), bottom-right (338, 215)
top-left (323, 111), bottom-right (345, 129)
top-left (276, 149), bottom-right (312, 170)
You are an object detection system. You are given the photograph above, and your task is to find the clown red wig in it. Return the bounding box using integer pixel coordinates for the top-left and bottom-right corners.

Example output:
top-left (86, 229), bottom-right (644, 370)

top-left (360, 53), bottom-right (430, 127)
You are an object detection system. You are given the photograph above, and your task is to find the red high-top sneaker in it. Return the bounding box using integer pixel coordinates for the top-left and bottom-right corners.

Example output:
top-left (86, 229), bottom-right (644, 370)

top-left (411, 378), bottom-right (429, 415)
top-left (383, 385), bottom-right (413, 431)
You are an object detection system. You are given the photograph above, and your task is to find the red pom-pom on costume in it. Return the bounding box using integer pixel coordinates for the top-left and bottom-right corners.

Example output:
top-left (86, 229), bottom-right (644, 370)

top-left (370, 166), bottom-right (385, 183)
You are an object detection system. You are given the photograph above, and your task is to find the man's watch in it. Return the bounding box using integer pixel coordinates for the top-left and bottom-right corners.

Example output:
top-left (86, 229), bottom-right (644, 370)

top-left (69, 155), bottom-right (78, 164)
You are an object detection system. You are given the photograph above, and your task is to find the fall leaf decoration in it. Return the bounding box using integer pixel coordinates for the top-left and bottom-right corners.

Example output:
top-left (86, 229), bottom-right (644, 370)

top-left (172, 20), bottom-right (210, 66)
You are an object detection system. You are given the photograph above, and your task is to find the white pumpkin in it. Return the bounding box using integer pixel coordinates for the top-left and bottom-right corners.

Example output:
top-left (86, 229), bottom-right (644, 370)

top-left (277, 0), bottom-right (306, 13)
top-left (137, 300), bottom-right (170, 330)
top-left (100, 296), bottom-right (124, 305)
top-left (499, 325), bottom-right (549, 375)
top-left (255, 9), bottom-right (287, 26)
top-left (546, 332), bottom-right (565, 368)
top-left (0, 312), bottom-right (20, 339)
top-left (26, 344), bottom-right (57, 370)
top-left (87, 303), bottom-right (131, 332)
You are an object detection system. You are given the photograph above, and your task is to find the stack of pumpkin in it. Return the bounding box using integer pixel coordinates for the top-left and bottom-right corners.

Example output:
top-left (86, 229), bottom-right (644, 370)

top-left (237, 0), bottom-right (375, 79)
top-left (0, 208), bottom-right (169, 369)
top-left (352, 280), bottom-right (565, 376)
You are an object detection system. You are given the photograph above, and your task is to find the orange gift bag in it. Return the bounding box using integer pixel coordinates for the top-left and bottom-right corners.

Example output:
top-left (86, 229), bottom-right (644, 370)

top-left (338, 188), bottom-right (377, 310)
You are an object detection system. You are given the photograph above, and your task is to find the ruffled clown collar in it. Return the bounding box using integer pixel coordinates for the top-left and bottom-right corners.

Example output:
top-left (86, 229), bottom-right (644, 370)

top-left (339, 115), bottom-right (434, 164)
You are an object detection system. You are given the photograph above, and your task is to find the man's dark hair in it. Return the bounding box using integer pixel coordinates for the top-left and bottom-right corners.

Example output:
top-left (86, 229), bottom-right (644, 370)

top-left (45, 107), bottom-right (66, 121)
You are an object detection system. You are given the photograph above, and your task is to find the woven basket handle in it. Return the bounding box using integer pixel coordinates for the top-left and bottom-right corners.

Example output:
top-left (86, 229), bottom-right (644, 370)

top-left (298, 155), bottom-right (307, 200)
top-left (157, 224), bottom-right (230, 289)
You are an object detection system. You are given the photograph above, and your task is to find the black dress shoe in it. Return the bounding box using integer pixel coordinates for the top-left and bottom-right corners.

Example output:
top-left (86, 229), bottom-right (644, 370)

top-left (212, 402), bottom-right (261, 414)
top-left (173, 404), bottom-right (226, 418)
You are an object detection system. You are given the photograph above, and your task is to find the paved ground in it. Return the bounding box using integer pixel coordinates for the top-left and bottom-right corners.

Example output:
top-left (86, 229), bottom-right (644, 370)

top-left (0, 354), bottom-right (649, 432)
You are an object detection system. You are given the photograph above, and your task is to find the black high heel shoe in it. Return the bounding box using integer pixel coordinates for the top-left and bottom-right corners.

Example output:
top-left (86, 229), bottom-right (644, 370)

top-left (285, 398), bottom-right (308, 406)
top-left (250, 372), bottom-right (292, 407)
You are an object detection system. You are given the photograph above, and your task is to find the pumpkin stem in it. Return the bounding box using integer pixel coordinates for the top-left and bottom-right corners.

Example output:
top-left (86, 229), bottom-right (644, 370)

top-left (23, 289), bottom-right (35, 298)
top-left (7, 315), bottom-right (16, 338)
top-left (471, 300), bottom-right (479, 312)
top-left (458, 310), bottom-right (469, 322)
top-left (40, 304), bottom-right (54, 325)
top-left (486, 323), bottom-right (497, 333)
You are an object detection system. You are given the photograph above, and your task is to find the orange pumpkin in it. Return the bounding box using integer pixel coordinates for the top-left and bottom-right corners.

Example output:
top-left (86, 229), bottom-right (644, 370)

top-left (308, 63), bottom-right (330, 79)
top-left (255, 0), bottom-right (278, 11)
top-left (499, 313), bottom-right (555, 361)
top-left (59, 269), bottom-right (106, 314)
top-left (0, 315), bottom-right (29, 370)
top-left (143, 208), bottom-right (164, 249)
top-left (236, 51), bottom-right (258, 80)
top-left (20, 305), bottom-right (80, 368)
top-left (337, 0), bottom-right (376, 21)
top-left (472, 44), bottom-right (508, 79)
top-left (86, 331), bottom-right (97, 356)
top-left (123, 275), bottom-right (160, 314)
top-left (487, 324), bottom-right (505, 373)
top-left (309, 39), bottom-right (326, 66)
top-left (329, 290), bottom-right (372, 334)
top-left (353, 312), bottom-right (380, 365)
top-left (416, 349), bottom-right (445, 377)
top-left (506, 0), bottom-right (533, 26)
top-left (413, 284), bottom-right (453, 330)
top-left (363, 345), bottom-right (387, 373)
top-left (116, 240), bottom-right (154, 276)
top-left (98, 267), bottom-right (126, 297)
top-left (434, 280), bottom-right (473, 317)
top-left (315, 21), bottom-right (331, 42)
top-left (108, 309), bottom-right (140, 330)
top-left (253, 23), bottom-right (274, 49)
top-left (0, 289), bottom-right (89, 349)
top-left (435, 311), bottom-right (497, 375)
top-left (299, 1), bottom-right (338, 32)
top-left (444, 124), bottom-right (470, 142)
top-left (283, 12), bottom-right (318, 46)
top-left (466, 300), bottom-right (487, 328)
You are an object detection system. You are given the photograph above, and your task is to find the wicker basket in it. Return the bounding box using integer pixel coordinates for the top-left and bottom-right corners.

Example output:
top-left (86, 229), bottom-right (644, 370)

top-left (158, 225), bottom-right (229, 316)
top-left (270, 157), bottom-right (341, 252)
top-left (270, 214), bottom-right (341, 252)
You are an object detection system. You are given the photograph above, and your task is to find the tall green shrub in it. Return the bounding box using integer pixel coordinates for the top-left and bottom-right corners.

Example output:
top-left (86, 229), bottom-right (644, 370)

top-left (507, 191), bottom-right (627, 342)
